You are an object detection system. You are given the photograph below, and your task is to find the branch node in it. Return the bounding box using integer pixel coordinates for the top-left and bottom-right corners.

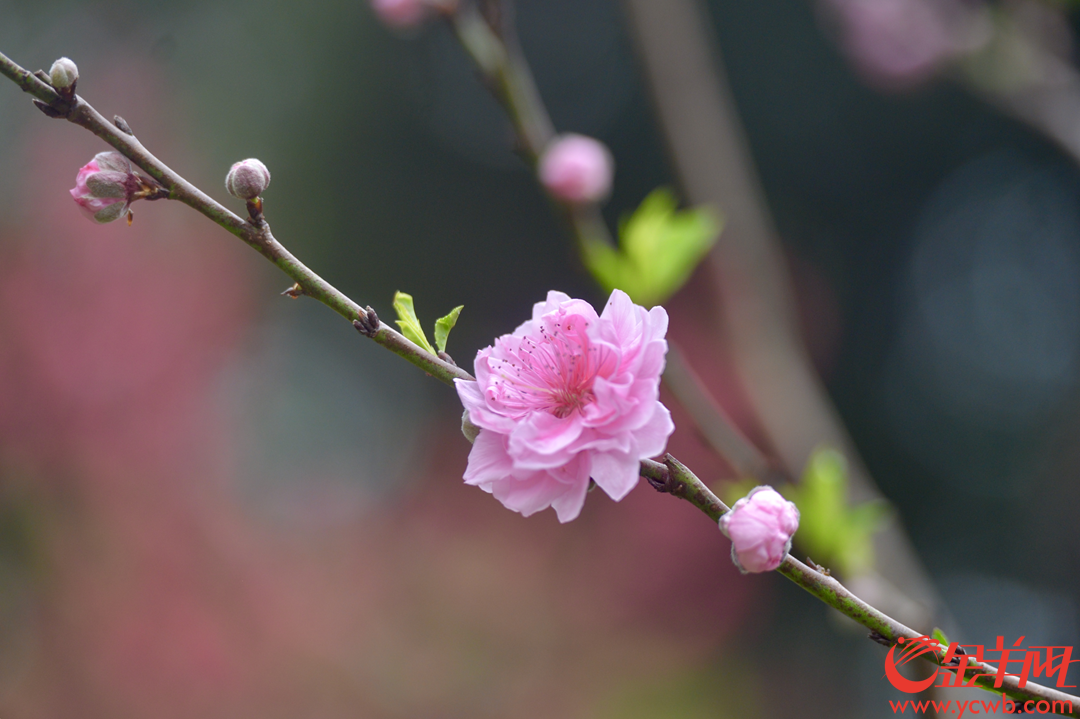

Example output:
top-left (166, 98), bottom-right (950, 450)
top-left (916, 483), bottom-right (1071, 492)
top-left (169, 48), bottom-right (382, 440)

top-left (437, 350), bottom-right (457, 366)
top-left (281, 283), bottom-right (304, 299)
top-left (868, 630), bottom-right (893, 648)
top-left (353, 306), bottom-right (380, 337)
top-left (245, 197), bottom-right (265, 226)
top-left (645, 464), bottom-right (672, 493)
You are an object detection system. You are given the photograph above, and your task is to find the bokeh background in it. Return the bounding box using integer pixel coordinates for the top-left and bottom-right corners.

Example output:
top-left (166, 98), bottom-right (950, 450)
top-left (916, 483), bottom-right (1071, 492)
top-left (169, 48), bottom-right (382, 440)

top-left (1, 0), bottom-right (1078, 716)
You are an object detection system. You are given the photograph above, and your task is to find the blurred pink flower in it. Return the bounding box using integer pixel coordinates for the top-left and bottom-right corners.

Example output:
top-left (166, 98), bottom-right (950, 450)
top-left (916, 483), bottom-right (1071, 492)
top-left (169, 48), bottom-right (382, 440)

top-left (69, 151), bottom-right (136, 223)
top-left (823, 0), bottom-right (957, 90)
top-left (538, 134), bottom-right (614, 205)
top-left (455, 289), bottom-right (674, 522)
top-left (719, 486), bottom-right (800, 573)
top-left (371, 0), bottom-right (429, 28)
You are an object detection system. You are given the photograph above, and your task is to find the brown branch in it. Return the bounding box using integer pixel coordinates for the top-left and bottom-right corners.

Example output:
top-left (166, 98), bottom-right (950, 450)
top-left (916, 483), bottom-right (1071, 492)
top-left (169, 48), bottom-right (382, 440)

top-left (620, 0), bottom-right (944, 632)
top-left (0, 49), bottom-right (471, 387)
top-left (640, 456), bottom-right (1079, 715)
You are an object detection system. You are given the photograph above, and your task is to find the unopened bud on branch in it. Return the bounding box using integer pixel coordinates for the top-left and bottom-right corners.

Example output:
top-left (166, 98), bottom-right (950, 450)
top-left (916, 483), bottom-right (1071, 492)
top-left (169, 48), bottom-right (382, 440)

top-left (719, 486), bottom-right (800, 573)
top-left (69, 151), bottom-right (138, 224)
top-left (225, 158), bottom-right (271, 200)
top-left (538, 133), bottom-right (614, 205)
top-left (49, 57), bottom-right (79, 91)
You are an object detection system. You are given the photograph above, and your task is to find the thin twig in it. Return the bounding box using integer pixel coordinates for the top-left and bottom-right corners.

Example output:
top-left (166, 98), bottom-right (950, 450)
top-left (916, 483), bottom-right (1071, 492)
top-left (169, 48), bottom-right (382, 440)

top-left (6, 41), bottom-right (1075, 716)
top-left (662, 343), bottom-right (774, 480)
top-left (619, 0), bottom-right (943, 633)
top-left (448, 3), bottom-right (614, 255)
top-left (640, 456), bottom-right (1079, 715)
top-left (0, 50), bottom-right (471, 387)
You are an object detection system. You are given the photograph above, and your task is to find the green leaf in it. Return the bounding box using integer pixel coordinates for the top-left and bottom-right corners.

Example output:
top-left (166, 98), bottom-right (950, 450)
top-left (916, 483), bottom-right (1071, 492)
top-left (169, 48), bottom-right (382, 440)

top-left (784, 447), bottom-right (892, 576)
top-left (392, 291), bottom-right (436, 355)
top-left (932, 628), bottom-right (951, 647)
top-left (434, 305), bottom-right (463, 354)
top-left (582, 188), bottom-right (722, 307)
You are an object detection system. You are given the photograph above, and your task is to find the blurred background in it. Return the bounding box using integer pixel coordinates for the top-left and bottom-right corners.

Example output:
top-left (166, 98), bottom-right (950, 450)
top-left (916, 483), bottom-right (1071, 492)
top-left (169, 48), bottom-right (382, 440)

top-left (1, 0), bottom-right (1078, 716)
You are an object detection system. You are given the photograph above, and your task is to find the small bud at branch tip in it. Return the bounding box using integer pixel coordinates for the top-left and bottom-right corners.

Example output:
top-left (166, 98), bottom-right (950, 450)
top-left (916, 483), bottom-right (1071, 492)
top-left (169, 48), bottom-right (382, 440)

top-left (226, 158), bottom-right (271, 200)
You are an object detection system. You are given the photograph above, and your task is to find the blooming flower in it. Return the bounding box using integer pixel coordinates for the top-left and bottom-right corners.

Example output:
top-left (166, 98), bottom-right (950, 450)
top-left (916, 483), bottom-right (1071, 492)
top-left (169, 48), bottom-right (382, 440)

top-left (719, 486), bottom-right (800, 573)
top-left (538, 134), bottom-right (614, 205)
top-left (69, 151), bottom-right (138, 224)
top-left (455, 289), bottom-right (674, 522)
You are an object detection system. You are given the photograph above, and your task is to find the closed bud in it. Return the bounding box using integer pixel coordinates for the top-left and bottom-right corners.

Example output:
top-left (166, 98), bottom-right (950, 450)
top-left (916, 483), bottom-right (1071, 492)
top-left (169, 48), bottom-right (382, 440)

top-left (719, 486), bottom-right (800, 573)
top-left (49, 57), bottom-right (79, 90)
top-left (225, 158), bottom-right (271, 200)
top-left (69, 152), bottom-right (138, 224)
top-left (538, 133), bottom-right (614, 205)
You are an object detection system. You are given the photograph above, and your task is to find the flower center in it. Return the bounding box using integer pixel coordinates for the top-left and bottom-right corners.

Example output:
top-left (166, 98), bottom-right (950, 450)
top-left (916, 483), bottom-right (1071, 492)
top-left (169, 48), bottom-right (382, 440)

top-left (489, 313), bottom-right (605, 418)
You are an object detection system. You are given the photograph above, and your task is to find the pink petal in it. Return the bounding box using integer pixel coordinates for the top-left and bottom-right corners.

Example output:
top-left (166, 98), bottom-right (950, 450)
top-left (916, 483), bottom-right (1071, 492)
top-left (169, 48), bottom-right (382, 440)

top-left (588, 451), bottom-right (641, 501)
top-left (462, 430), bottom-right (515, 486)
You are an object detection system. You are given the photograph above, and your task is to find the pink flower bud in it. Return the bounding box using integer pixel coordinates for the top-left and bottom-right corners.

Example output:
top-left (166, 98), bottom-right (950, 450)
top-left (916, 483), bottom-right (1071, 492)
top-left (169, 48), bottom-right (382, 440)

top-left (719, 486), bottom-right (800, 573)
top-left (69, 152), bottom-right (136, 224)
top-left (49, 57), bottom-right (79, 90)
top-left (225, 158), bottom-right (271, 200)
top-left (538, 134), bottom-right (614, 205)
top-left (371, 0), bottom-right (429, 28)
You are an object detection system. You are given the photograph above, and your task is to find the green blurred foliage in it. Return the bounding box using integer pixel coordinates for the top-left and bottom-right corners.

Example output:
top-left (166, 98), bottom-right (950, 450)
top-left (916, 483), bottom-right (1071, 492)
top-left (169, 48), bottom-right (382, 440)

top-left (582, 188), bottom-right (721, 307)
top-left (783, 448), bottom-right (891, 577)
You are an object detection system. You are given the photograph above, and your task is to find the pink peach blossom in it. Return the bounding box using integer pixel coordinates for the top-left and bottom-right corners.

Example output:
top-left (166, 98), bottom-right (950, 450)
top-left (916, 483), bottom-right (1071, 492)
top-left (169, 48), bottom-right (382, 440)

top-left (69, 151), bottom-right (134, 223)
top-left (538, 134), bottom-right (614, 204)
top-left (455, 289), bottom-right (674, 522)
top-left (824, 0), bottom-right (956, 91)
top-left (719, 486), bottom-right (800, 573)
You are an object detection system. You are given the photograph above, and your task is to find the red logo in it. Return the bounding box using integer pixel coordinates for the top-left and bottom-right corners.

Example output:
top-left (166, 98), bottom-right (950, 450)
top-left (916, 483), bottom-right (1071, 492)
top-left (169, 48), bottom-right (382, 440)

top-left (884, 635), bottom-right (1078, 693)
top-left (885, 636), bottom-right (941, 693)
